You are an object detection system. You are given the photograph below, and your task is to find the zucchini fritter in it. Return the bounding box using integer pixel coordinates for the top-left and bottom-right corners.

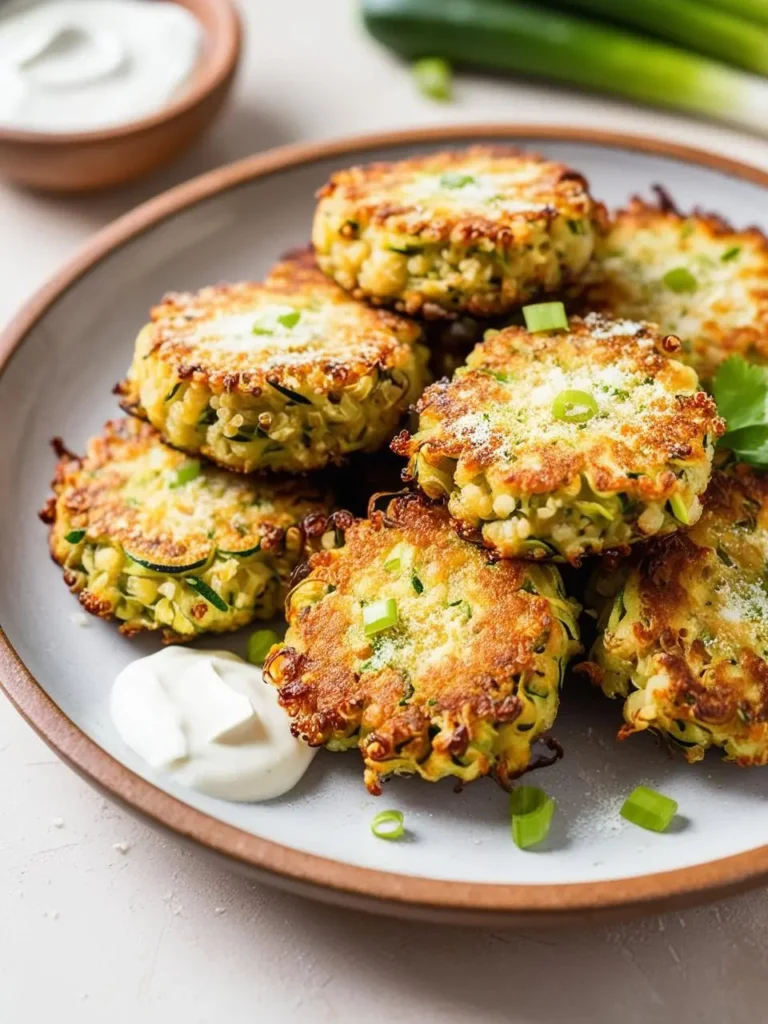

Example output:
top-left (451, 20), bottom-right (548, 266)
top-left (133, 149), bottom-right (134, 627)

top-left (40, 419), bottom-right (333, 642)
top-left (587, 466), bottom-right (768, 766)
top-left (264, 495), bottom-right (580, 794)
top-left (393, 314), bottom-right (724, 563)
top-left (312, 146), bottom-right (601, 319)
top-left (580, 196), bottom-right (768, 382)
top-left (117, 251), bottom-right (429, 473)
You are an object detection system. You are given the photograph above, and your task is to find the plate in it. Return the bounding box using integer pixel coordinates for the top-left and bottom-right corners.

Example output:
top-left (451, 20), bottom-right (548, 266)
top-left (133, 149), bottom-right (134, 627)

top-left (3, 126), bottom-right (768, 926)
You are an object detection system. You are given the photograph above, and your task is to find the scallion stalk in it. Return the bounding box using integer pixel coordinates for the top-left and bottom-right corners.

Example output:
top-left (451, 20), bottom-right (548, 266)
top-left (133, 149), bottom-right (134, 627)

top-left (363, 0), bottom-right (768, 137)
top-left (522, 301), bottom-right (569, 333)
top-left (539, 0), bottom-right (768, 76)
top-left (697, 0), bottom-right (768, 29)
top-left (620, 785), bottom-right (678, 832)
top-left (363, 598), bottom-right (399, 636)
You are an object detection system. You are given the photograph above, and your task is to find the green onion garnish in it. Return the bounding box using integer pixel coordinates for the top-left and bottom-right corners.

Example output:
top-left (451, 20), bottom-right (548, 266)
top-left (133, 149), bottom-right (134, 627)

top-left (662, 267), bottom-right (697, 293)
top-left (384, 557), bottom-right (401, 572)
top-left (509, 786), bottom-right (555, 850)
top-left (248, 628), bottom-right (281, 666)
top-left (65, 529), bottom-right (86, 544)
top-left (363, 598), bottom-right (398, 636)
top-left (411, 574), bottom-right (424, 594)
top-left (669, 493), bottom-right (691, 525)
top-left (412, 56), bottom-right (453, 101)
top-left (371, 809), bottom-right (405, 841)
top-left (277, 311), bottom-right (301, 329)
top-left (620, 785), bottom-right (678, 832)
top-left (721, 246), bottom-right (741, 262)
top-left (522, 301), bottom-right (569, 333)
top-left (439, 171), bottom-right (475, 189)
top-left (252, 325), bottom-right (273, 336)
top-left (170, 459), bottom-right (201, 488)
top-left (551, 389), bottom-right (598, 424)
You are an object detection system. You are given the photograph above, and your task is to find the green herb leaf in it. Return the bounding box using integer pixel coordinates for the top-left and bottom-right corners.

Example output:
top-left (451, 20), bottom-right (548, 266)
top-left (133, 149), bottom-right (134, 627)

top-left (411, 574), bottom-right (424, 594)
top-left (712, 356), bottom-right (768, 434)
top-left (719, 424), bottom-right (768, 467)
top-left (721, 246), bottom-right (741, 262)
top-left (65, 529), bottom-right (86, 544)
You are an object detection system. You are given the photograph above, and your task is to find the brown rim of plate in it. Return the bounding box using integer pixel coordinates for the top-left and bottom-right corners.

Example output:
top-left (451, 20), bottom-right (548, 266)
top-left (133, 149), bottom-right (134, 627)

top-left (3, 125), bottom-right (768, 926)
top-left (0, 0), bottom-right (241, 146)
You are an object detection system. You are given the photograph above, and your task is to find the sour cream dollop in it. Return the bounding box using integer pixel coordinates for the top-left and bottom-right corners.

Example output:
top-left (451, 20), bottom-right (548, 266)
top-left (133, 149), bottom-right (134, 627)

top-left (111, 648), bottom-right (316, 802)
top-left (0, 1), bottom-right (202, 133)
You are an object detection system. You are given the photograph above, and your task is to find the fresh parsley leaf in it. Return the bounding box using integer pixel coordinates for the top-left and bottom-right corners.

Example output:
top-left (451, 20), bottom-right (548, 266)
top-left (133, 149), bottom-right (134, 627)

top-left (712, 356), bottom-right (768, 434)
top-left (719, 425), bottom-right (768, 468)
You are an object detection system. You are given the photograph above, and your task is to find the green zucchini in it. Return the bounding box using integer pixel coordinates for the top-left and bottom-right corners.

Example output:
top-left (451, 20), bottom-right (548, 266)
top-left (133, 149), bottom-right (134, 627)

top-left (268, 381), bottom-right (313, 405)
top-left (218, 543), bottom-right (262, 558)
top-left (185, 576), bottom-right (228, 612)
top-left (126, 552), bottom-right (210, 575)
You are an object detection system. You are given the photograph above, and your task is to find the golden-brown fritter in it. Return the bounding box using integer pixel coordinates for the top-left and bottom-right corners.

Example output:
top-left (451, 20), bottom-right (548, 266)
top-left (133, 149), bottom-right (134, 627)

top-left (264, 495), bottom-right (580, 794)
top-left (578, 195), bottom-right (768, 382)
top-left (312, 146), bottom-right (602, 319)
top-left (393, 313), bottom-right (723, 563)
top-left (117, 251), bottom-right (429, 473)
top-left (586, 465), bottom-right (768, 766)
top-left (41, 418), bottom-right (333, 641)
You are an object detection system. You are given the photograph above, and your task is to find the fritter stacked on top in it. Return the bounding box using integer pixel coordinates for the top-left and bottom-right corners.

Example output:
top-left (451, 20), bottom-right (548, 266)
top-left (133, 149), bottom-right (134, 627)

top-left (117, 251), bottom-right (430, 474)
top-left (393, 313), bottom-right (723, 563)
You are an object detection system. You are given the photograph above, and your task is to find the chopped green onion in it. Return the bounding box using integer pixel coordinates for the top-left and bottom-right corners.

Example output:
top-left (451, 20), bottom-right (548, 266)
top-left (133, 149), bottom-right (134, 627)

top-left (663, 267), bottom-right (698, 292)
top-left (248, 628), bottom-right (281, 666)
top-left (411, 574), bottom-right (424, 594)
top-left (522, 301), bottom-right (569, 333)
top-left (65, 529), bottom-right (86, 544)
top-left (620, 785), bottom-right (678, 832)
top-left (165, 382), bottom-right (182, 402)
top-left (252, 324), bottom-right (273, 336)
top-left (170, 459), bottom-right (201, 488)
top-left (185, 576), bottom-right (228, 612)
top-left (384, 557), bottom-right (401, 572)
top-left (277, 311), bottom-right (301, 329)
top-left (551, 389), bottom-right (598, 424)
top-left (440, 171), bottom-right (475, 189)
top-left (669, 493), bottom-right (691, 524)
top-left (363, 598), bottom-right (398, 636)
top-left (721, 246), bottom-right (741, 262)
top-left (510, 786), bottom-right (556, 849)
top-left (371, 809), bottom-right (405, 840)
top-left (412, 56), bottom-right (453, 101)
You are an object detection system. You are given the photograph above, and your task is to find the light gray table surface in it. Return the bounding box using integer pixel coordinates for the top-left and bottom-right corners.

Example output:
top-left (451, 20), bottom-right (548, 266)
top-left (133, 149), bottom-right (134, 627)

top-left (3, 2), bottom-right (768, 1021)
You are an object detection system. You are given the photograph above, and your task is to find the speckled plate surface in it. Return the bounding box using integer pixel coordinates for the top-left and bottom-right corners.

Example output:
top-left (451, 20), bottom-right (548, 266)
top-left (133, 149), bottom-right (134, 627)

top-left (2, 126), bottom-right (768, 926)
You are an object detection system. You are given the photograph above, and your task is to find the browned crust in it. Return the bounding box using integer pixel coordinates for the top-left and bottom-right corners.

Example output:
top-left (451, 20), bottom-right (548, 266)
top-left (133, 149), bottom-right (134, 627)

top-left (120, 252), bottom-right (424, 396)
top-left (265, 495), bottom-right (564, 790)
top-left (606, 469), bottom-right (768, 752)
top-left (315, 145), bottom-right (600, 243)
top-left (395, 316), bottom-right (723, 499)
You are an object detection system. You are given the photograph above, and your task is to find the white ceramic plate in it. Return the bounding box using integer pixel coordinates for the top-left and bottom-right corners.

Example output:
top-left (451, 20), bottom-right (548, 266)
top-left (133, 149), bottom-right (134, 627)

top-left (3, 126), bottom-right (768, 925)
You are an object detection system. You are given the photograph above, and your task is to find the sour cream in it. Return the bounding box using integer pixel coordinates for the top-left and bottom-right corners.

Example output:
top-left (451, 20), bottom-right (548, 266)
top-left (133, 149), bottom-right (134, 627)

top-left (0, 1), bottom-right (202, 133)
top-left (111, 648), bottom-right (316, 802)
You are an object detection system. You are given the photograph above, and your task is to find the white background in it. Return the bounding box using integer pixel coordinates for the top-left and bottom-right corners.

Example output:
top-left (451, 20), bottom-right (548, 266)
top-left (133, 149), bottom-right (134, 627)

top-left (3, 2), bottom-right (768, 1021)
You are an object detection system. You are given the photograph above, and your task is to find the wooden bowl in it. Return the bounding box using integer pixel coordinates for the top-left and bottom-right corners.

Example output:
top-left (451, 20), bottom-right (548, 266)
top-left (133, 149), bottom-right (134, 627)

top-left (0, 0), bottom-right (241, 193)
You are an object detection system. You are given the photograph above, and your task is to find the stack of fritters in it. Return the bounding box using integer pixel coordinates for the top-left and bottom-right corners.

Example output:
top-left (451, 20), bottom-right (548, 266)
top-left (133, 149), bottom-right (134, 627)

top-left (44, 143), bottom-right (768, 788)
